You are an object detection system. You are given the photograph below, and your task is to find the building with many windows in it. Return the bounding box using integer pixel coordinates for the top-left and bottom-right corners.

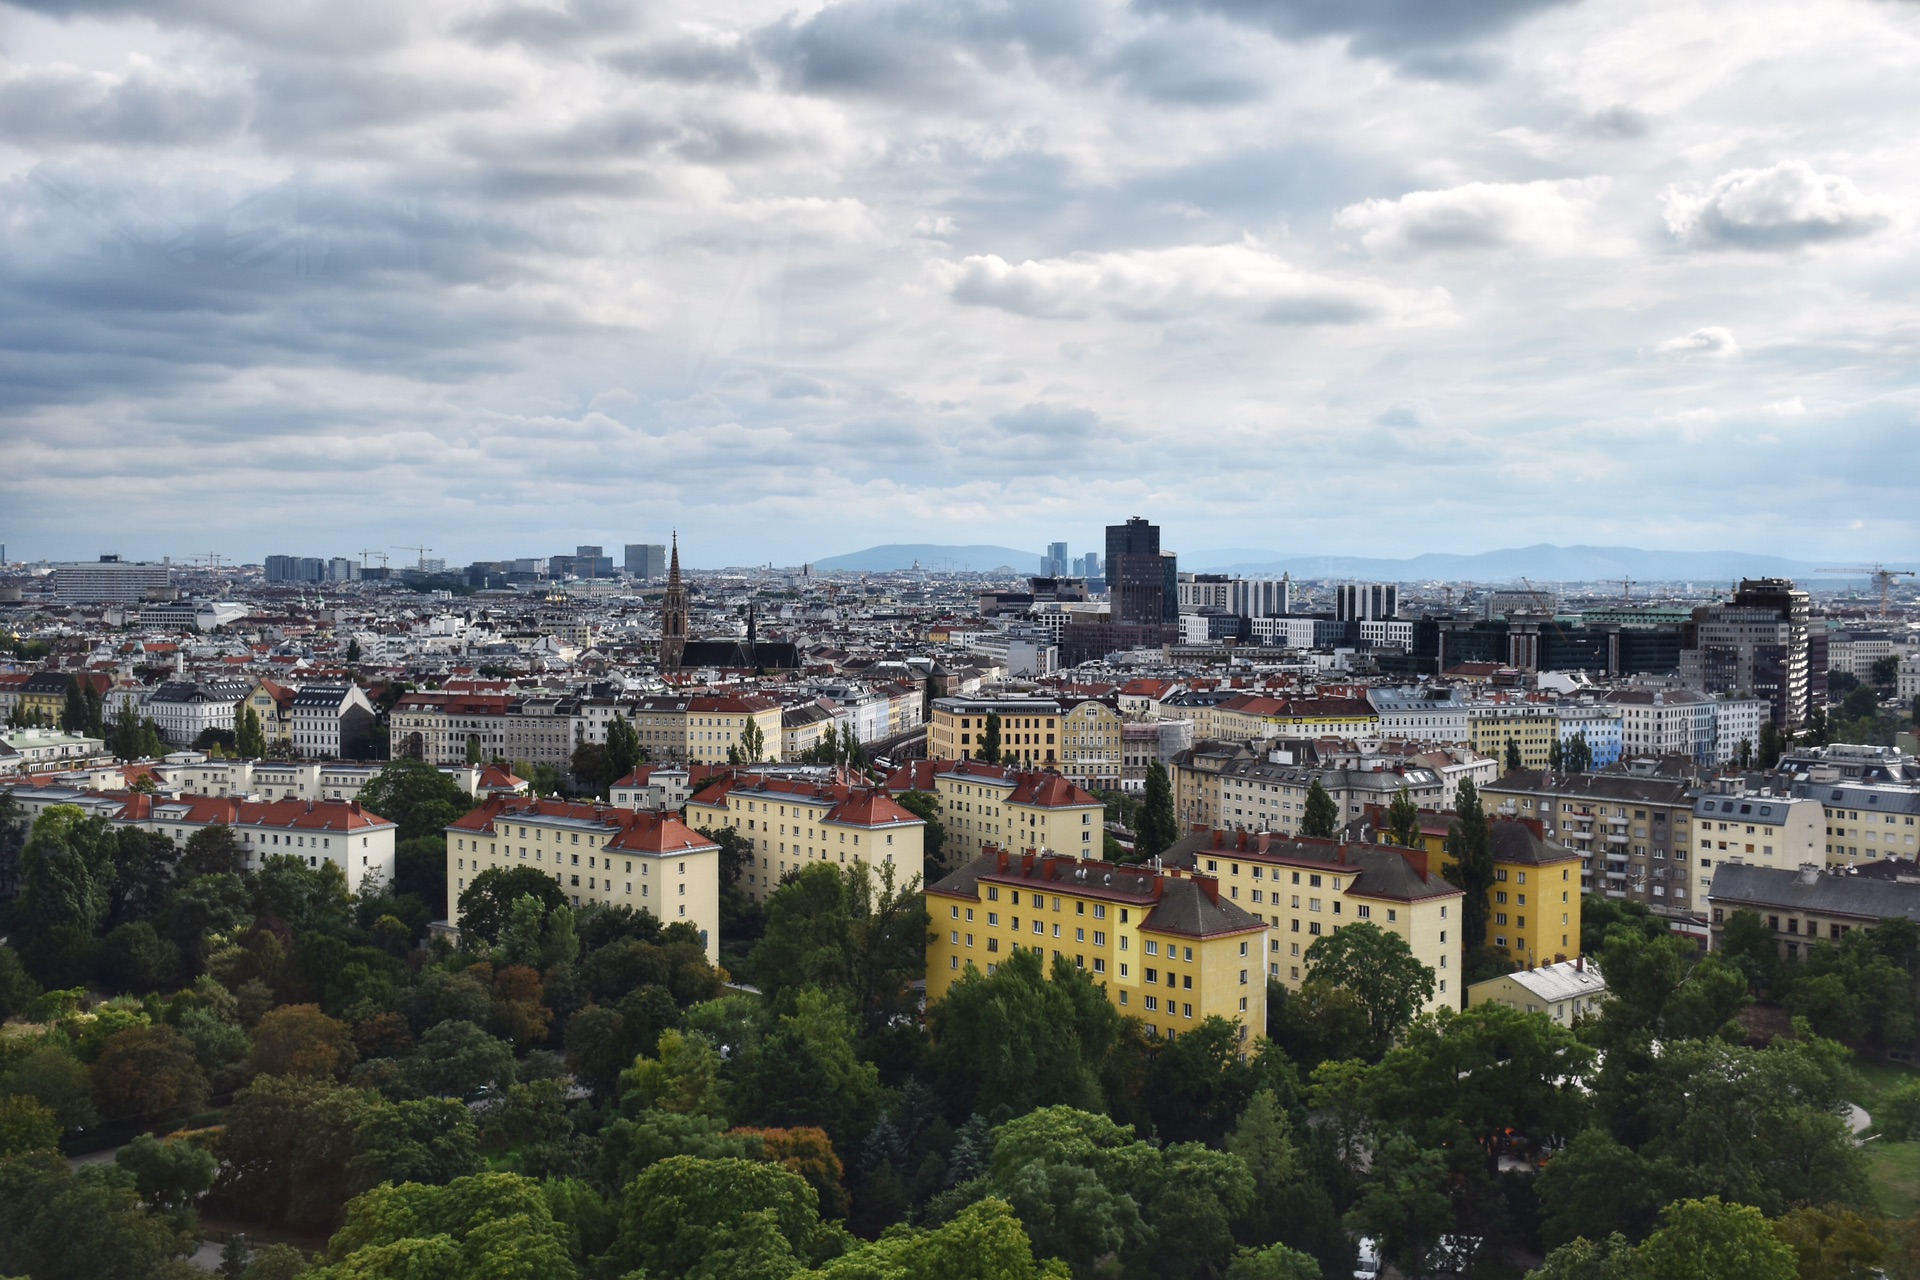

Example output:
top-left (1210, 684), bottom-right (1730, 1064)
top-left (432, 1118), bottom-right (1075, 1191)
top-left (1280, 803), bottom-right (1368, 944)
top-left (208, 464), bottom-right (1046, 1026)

top-left (447, 796), bottom-right (720, 958)
top-left (1162, 828), bottom-right (1464, 1013)
top-left (885, 759), bottom-right (1104, 864)
top-left (927, 697), bottom-right (1064, 767)
top-left (1482, 770), bottom-right (1700, 916)
top-left (1708, 862), bottom-right (1920, 963)
top-left (52, 556), bottom-right (172, 602)
top-left (926, 848), bottom-right (1268, 1041)
top-left (684, 773), bottom-right (925, 902)
top-left (290, 684), bottom-right (378, 759)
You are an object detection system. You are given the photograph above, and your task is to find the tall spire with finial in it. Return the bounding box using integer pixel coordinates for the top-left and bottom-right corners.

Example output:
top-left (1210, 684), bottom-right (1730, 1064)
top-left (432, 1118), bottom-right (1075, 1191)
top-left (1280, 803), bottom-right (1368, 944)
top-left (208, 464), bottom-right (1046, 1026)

top-left (660, 531), bottom-right (688, 672)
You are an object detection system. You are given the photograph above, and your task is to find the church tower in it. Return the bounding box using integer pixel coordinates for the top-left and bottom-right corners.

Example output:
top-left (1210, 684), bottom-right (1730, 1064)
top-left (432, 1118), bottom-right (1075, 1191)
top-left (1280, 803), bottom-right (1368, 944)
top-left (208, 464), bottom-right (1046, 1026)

top-left (660, 533), bottom-right (688, 672)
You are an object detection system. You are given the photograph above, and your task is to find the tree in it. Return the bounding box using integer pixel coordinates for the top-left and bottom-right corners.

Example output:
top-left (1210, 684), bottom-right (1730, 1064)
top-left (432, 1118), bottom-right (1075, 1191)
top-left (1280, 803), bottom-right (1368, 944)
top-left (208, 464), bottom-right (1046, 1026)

top-left (116, 1134), bottom-right (218, 1224)
top-left (607, 714), bottom-right (644, 781)
top-left (0, 945), bottom-right (37, 1022)
top-left (177, 825), bottom-right (246, 879)
top-left (456, 865), bottom-right (569, 944)
top-left (311, 1173), bottom-right (578, 1278)
top-left (0, 1150), bottom-right (201, 1280)
top-left (929, 949), bottom-right (1120, 1119)
top-left (0, 1096), bottom-right (60, 1157)
top-left (795, 1197), bottom-right (1066, 1279)
top-left (893, 792), bottom-right (949, 877)
top-left (18, 804), bottom-right (117, 945)
top-left (249, 1004), bottom-right (358, 1080)
top-left (1139, 761), bottom-right (1178, 857)
top-left (741, 716), bottom-right (766, 764)
top-left (1225, 1244), bottom-right (1322, 1280)
top-left (235, 707), bottom-right (267, 760)
top-left (1758, 719), bottom-right (1787, 768)
top-left (1872, 654), bottom-right (1902, 688)
top-left (2, 1045), bottom-right (97, 1131)
top-left (1769, 1204), bottom-right (1886, 1280)
top-left (732, 989), bottom-right (886, 1159)
top-left (1566, 731), bottom-right (1594, 774)
top-left (621, 1028), bottom-right (725, 1117)
top-left (403, 1019), bottom-right (517, 1099)
top-left (92, 1025), bottom-right (210, 1126)
top-left (1303, 922), bottom-right (1436, 1051)
top-left (981, 712), bottom-right (1003, 765)
top-left (217, 1075), bottom-right (385, 1228)
top-left (1635, 1197), bottom-right (1796, 1280)
top-left (99, 921), bottom-right (182, 992)
top-left (348, 1097), bottom-right (485, 1189)
top-left (1443, 778), bottom-right (1494, 952)
top-left (1549, 735), bottom-right (1564, 773)
top-left (355, 759), bottom-right (476, 842)
top-left (750, 861), bottom-right (928, 1032)
top-left (345, 638), bottom-right (363, 666)
top-left (1345, 1133), bottom-right (1453, 1280)
top-left (603, 1155), bottom-right (846, 1279)
top-left (1386, 787), bottom-right (1421, 851)
top-left (1301, 780), bottom-right (1340, 839)
top-left (1146, 1017), bottom-right (1299, 1144)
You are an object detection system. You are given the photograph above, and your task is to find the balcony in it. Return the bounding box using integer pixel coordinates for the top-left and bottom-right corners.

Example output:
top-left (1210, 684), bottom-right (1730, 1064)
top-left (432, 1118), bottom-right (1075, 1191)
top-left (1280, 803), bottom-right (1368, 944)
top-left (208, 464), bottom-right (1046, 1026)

top-left (1606, 889), bottom-right (1627, 899)
top-left (1608, 833), bottom-right (1629, 845)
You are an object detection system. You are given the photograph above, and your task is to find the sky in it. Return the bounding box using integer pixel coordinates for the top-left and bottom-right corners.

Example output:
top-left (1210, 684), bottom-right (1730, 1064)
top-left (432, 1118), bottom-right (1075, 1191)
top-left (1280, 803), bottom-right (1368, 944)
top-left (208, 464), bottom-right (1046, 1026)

top-left (1, 0), bottom-right (1917, 569)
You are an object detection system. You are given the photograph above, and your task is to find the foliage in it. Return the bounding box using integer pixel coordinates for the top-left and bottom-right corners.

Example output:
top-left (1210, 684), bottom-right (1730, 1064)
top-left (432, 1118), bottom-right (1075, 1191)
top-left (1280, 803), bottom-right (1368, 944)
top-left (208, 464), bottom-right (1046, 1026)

top-left (981, 712), bottom-right (1003, 765)
top-left (603, 1155), bottom-right (848, 1279)
top-left (1302, 922), bottom-right (1436, 1055)
top-left (929, 948), bottom-right (1121, 1120)
top-left (312, 1172), bottom-right (580, 1279)
top-left (355, 759), bottom-right (476, 843)
top-left (1443, 778), bottom-right (1494, 952)
top-left (115, 1134), bottom-right (218, 1222)
top-left (0, 1150), bottom-right (200, 1280)
top-left (92, 1024), bottom-right (210, 1126)
top-left (0, 1096), bottom-right (59, 1157)
top-left (249, 1003), bottom-right (359, 1080)
top-left (751, 861), bottom-right (928, 1033)
top-left (893, 791), bottom-right (949, 877)
top-left (1386, 787), bottom-right (1422, 851)
top-left (455, 865), bottom-right (568, 945)
top-left (1300, 781), bottom-right (1340, 840)
top-left (1139, 761), bottom-right (1178, 857)
top-left (1633, 1196), bottom-right (1797, 1280)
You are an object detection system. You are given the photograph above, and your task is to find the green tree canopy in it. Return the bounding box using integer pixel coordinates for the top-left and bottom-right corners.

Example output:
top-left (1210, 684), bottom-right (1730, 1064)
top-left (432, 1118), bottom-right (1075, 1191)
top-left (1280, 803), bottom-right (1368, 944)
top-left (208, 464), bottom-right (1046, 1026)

top-left (355, 759), bottom-right (476, 843)
top-left (1302, 922), bottom-right (1436, 1052)
top-left (928, 948), bottom-right (1122, 1119)
top-left (604, 1155), bottom-right (848, 1280)
top-left (1139, 761), bottom-right (1178, 857)
top-left (1300, 780), bottom-right (1340, 840)
top-left (1385, 787), bottom-right (1421, 851)
top-left (1443, 778), bottom-right (1494, 951)
top-left (456, 865), bottom-right (568, 945)
top-left (750, 861), bottom-right (928, 1033)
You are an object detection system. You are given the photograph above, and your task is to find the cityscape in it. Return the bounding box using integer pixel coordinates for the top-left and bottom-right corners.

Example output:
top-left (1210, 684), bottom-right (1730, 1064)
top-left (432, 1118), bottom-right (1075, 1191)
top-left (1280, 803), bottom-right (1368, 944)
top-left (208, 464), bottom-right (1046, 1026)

top-left (5, 0), bottom-right (1920, 1275)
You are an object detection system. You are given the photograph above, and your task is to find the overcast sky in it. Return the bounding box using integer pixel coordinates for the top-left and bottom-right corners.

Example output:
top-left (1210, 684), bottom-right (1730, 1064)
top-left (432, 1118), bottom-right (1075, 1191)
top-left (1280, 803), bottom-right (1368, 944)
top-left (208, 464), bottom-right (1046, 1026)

top-left (2, 0), bottom-right (1916, 568)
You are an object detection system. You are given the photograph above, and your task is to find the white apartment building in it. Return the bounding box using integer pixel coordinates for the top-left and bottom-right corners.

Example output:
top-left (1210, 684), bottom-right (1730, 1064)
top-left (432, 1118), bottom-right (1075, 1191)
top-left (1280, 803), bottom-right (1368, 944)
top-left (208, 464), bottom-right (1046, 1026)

top-left (145, 680), bottom-right (251, 747)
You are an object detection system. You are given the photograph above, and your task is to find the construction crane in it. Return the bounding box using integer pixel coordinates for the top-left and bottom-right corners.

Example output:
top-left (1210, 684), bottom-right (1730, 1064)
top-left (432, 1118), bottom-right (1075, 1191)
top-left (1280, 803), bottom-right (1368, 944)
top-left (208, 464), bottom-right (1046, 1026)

top-left (1815, 564), bottom-right (1917, 619)
top-left (195, 552), bottom-right (224, 571)
top-left (393, 545), bottom-right (434, 572)
top-left (357, 548), bottom-right (389, 570)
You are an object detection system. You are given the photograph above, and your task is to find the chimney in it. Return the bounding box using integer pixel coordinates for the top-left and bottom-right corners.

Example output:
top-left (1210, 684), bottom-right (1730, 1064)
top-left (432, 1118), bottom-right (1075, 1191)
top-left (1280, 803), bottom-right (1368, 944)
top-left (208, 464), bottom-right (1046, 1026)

top-left (1200, 875), bottom-right (1220, 905)
top-left (1576, 955), bottom-right (1584, 972)
top-left (1213, 829), bottom-right (1223, 848)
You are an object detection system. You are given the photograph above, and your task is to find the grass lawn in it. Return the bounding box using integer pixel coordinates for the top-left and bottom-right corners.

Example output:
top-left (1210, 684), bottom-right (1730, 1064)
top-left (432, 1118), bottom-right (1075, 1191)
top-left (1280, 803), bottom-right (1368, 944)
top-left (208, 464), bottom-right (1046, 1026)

top-left (1851, 1058), bottom-right (1920, 1111)
top-left (1866, 1141), bottom-right (1920, 1218)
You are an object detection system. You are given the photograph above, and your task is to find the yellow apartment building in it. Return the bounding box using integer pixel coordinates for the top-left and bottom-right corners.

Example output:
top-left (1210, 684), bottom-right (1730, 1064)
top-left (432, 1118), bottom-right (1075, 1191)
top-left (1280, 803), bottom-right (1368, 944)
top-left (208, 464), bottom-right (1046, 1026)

top-left (631, 693), bottom-right (785, 766)
top-left (446, 795), bottom-right (722, 961)
top-left (685, 774), bottom-right (926, 901)
top-left (1163, 828), bottom-right (1465, 1013)
top-left (1060, 698), bottom-right (1125, 792)
top-left (886, 759), bottom-right (1105, 863)
top-left (1486, 819), bottom-right (1583, 964)
top-left (926, 848), bottom-right (1268, 1042)
top-left (927, 697), bottom-right (1063, 768)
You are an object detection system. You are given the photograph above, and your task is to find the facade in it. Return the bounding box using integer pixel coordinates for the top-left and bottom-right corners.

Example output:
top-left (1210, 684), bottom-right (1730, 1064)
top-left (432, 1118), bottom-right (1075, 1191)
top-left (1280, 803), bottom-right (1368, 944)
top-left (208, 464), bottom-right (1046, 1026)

top-left (886, 759), bottom-right (1105, 864)
top-left (1162, 829), bottom-right (1465, 1013)
top-left (629, 693), bottom-right (784, 766)
top-left (1369, 688), bottom-right (1473, 742)
top-left (624, 544), bottom-right (667, 580)
top-left (1679, 578), bottom-right (1812, 728)
top-left (116, 792), bottom-right (395, 888)
top-left (1555, 706), bottom-right (1625, 768)
top-left (1482, 771), bottom-right (1699, 916)
top-left (1485, 819), bottom-right (1584, 963)
top-left (1171, 743), bottom-right (1453, 836)
top-left (52, 557), bottom-right (172, 602)
top-left (1106, 517), bottom-right (1178, 627)
top-left (0, 728), bottom-right (110, 776)
top-left (391, 692), bottom-right (516, 765)
top-left (1335, 583), bottom-right (1399, 622)
top-left (926, 849), bottom-right (1269, 1041)
top-left (145, 680), bottom-right (251, 747)
top-left (927, 696), bottom-right (1064, 768)
top-left (1121, 719), bottom-right (1193, 794)
top-left (156, 758), bottom-right (521, 804)
top-left (1708, 862), bottom-right (1920, 962)
top-left (1059, 698), bottom-right (1125, 792)
top-left (240, 679), bottom-right (296, 748)
top-left (683, 774), bottom-right (925, 902)
top-left (1688, 787), bottom-right (1826, 897)
top-left (1469, 706), bottom-right (1560, 771)
top-left (290, 684), bottom-right (378, 759)
top-left (609, 764), bottom-right (696, 812)
top-left (1209, 695), bottom-right (1380, 742)
top-left (658, 535), bottom-right (688, 671)
top-left (1467, 958), bottom-right (1606, 1026)
top-left (447, 796), bottom-right (721, 958)
top-left (1798, 783), bottom-right (1920, 864)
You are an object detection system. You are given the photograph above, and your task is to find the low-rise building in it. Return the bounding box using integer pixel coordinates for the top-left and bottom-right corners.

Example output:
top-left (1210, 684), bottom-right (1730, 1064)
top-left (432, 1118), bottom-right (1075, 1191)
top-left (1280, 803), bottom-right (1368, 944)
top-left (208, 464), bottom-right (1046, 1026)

top-left (1161, 828), bottom-right (1465, 1014)
top-left (610, 764), bottom-right (697, 813)
top-left (116, 793), bottom-right (397, 888)
top-left (1797, 782), bottom-right (1920, 864)
top-left (630, 693), bottom-right (785, 766)
top-left (0, 728), bottom-right (111, 776)
top-left (446, 795), bottom-right (721, 959)
top-left (925, 848), bottom-right (1268, 1042)
top-left (1708, 861), bottom-right (1920, 962)
top-left (1467, 957), bottom-right (1606, 1025)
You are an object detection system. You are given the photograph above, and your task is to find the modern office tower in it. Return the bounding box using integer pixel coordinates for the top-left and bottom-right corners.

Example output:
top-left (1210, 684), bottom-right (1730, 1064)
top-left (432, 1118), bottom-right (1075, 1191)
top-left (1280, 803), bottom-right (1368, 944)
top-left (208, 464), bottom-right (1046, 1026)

top-left (1681, 577), bottom-right (1812, 727)
top-left (1335, 583), bottom-right (1399, 622)
top-left (625, 544), bottom-right (667, 580)
top-left (575, 545), bottom-right (612, 578)
top-left (1044, 541), bottom-right (1069, 576)
top-left (1105, 517), bottom-right (1177, 626)
top-left (1231, 576), bottom-right (1291, 618)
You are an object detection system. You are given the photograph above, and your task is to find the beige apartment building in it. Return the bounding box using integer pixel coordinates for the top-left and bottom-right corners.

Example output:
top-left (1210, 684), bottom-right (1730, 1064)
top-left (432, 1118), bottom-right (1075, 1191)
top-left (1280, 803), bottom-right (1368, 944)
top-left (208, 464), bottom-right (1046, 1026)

top-left (684, 773), bottom-right (926, 902)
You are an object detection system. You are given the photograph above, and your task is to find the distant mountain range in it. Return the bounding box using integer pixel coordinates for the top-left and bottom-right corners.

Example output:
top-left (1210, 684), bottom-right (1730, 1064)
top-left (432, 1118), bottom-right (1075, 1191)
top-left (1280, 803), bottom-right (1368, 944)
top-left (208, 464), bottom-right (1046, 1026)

top-left (812, 544), bottom-right (1041, 573)
top-left (812, 541), bottom-right (1855, 583)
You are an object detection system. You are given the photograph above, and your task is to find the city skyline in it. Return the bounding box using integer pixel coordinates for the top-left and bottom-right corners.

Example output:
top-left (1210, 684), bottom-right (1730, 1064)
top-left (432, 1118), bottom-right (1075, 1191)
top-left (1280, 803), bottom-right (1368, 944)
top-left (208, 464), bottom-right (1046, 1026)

top-left (3, 0), bottom-right (1917, 566)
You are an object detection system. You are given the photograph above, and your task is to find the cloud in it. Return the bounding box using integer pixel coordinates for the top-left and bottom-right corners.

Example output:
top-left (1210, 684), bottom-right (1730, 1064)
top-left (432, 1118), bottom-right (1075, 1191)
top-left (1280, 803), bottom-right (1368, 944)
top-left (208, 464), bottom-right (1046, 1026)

top-left (1333, 178), bottom-right (1605, 255)
top-left (1663, 161), bottom-right (1894, 250)
top-left (1135, 0), bottom-right (1577, 65)
top-left (1653, 327), bottom-right (1741, 359)
top-left (0, 63), bottom-right (250, 147)
top-left (936, 241), bottom-right (1438, 325)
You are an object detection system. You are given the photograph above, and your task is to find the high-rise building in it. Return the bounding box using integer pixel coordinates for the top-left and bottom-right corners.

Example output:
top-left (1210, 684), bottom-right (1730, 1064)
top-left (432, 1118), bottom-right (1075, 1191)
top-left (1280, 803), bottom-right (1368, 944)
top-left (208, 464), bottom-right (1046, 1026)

top-left (625, 544), bottom-right (667, 580)
top-left (1078, 552), bottom-right (1101, 579)
top-left (1106, 517), bottom-right (1177, 626)
top-left (1335, 583), bottom-right (1399, 622)
top-left (1680, 578), bottom-right (1812, 728)
top-left (1232, 577), bottom-right (1291, 618)
top-left (1044, 541), bottom-right (1069, 577)
top-left (53, 556), bottom-right (172, 602)
top-left (575, 545), bottom-right (612, 578)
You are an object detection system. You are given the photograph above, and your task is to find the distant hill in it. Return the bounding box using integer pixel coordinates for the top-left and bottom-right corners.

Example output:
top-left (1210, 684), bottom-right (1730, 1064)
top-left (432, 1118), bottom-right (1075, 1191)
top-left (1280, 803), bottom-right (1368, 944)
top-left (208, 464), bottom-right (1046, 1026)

top-left (812, 544), bottom-right (1043, 573)
top-left (1183, 543), bottom-right (1834, 584)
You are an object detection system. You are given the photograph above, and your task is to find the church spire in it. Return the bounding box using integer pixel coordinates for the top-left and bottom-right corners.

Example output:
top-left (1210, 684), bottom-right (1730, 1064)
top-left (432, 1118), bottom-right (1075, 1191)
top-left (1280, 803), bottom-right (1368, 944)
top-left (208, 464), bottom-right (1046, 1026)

top-left (660, 531), bottom-right (688, 673)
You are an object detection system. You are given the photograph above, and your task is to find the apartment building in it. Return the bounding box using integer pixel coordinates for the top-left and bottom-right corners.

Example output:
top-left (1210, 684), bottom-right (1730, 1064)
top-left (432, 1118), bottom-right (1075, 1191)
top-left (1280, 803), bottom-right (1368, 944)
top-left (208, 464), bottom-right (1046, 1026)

top-left (1708, 862), bottom-right (1920, 963)
top-left (1482, 771), bottom-right (1699, 916)
top-left (1170, 742), bottom-right (1452, 836)
top-left (0, 728), bottom-right (110, 776)
top-left (1469, 705), bottom-right (1561, 771)
top-left (630, 693), bottom-right (785, 766)
top-left (884, 759), bottom-right (1104, 864)
top-left (290, 684), bottom-right (378, 759)
top-left (116, 792), bottom-right (396, 888)
top-left (447, 796), bottom-right (721, 959)
top-left (1059, 697), bottom-right (1124, 792)
top-left (1795, 783), bottom-right (1920, 864)
top-left (927, 697), bottom-right (1064, 768)
top-left (684, 773), bottom-right (926, 902)
top-left (145, 680), bottom-right (252, 747)
top-left (1686, 786), bottom-right (1826, 906)
top-left (1468, 958), bottom-right (1606, 1026)
top-left (1485, 819), bottom-right (1584, 964)
top-left (926, 849), bottom-right (1268, 1042)
top-left (1162, 828), bottom-right (1464, 1014)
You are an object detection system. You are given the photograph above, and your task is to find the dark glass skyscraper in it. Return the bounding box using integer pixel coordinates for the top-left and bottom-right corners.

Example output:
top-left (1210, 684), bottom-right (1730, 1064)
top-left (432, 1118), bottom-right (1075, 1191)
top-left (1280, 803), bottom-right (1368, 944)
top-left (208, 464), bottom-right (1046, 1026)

top-left (1105, 517), bottom-right (1177, 625)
